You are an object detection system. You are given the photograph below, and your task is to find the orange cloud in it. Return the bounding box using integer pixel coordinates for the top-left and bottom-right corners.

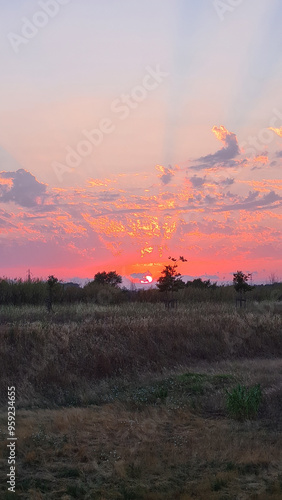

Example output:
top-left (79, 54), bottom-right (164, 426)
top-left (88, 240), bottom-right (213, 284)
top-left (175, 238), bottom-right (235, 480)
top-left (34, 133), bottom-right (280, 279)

top-left (55, 216), bottom-right (87, 235)
top-left (269, 127), bottom-right (282, 138)
top-left (212, 125), bottom-right (232, 142)
top-left (245, 179), bottom-right (282, 192)
top-left (254, 155), bottom-right (268, 164)
top-left (0, 178), bottom-right (13, 188)
top-left (82, 214), bottom-right (127, 237)
top-left (141, 245), bottom-right (154, 257)
top-left (1, 142), bottom-right (282, 284)
top-left (156, 164), bottom-right (179, 185)
top-left (87, 178), bottom-right (113, 187)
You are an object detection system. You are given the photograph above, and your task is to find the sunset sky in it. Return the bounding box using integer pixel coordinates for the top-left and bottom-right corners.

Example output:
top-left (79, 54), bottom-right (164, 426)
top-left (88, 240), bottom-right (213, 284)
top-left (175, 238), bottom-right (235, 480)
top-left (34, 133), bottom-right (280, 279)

top-left (0, 0), bottom-right (282, 285)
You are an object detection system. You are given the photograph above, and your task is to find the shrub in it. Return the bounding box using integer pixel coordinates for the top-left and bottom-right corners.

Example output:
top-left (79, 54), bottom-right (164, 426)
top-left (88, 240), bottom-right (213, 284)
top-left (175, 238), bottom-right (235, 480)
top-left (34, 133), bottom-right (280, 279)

top-left (226, 384), bottom-right (262, 421)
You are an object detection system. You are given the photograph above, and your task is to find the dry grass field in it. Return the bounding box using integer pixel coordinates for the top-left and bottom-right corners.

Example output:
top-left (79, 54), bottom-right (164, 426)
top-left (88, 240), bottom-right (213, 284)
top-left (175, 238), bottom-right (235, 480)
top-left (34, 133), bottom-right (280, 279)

top-left (0, 302), bottom-right (282, 499)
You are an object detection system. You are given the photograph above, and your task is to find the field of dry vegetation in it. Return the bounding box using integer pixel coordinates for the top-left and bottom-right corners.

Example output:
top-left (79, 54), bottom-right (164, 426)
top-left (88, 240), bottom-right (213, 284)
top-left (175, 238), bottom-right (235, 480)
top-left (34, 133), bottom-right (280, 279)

top-left (1, 301), bottom-right (282, 499)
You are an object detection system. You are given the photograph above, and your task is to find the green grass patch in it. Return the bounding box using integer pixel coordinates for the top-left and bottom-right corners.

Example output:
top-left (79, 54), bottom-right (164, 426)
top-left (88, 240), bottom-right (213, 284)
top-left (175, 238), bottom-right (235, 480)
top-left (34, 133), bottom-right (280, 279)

top-left (226, 384), bottom-right (262, 421)
top-left (118, 371), bottom-right (237, 412)
top-left (175, 372), bottom-right (207, 395)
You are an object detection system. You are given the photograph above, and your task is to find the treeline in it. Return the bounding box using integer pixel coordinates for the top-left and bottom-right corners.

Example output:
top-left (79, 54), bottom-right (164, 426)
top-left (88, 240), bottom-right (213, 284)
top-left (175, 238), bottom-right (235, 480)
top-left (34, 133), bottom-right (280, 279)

top-left (0, 276), bottom-right (282, 307)
top-left (0, 278), bottom-right (120, 306)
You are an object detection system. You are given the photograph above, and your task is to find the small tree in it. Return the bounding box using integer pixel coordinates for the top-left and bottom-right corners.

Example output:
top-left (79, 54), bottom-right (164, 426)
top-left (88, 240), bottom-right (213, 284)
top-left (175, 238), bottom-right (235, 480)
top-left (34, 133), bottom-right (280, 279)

top-left (233, 271), bottom-right (253, 307)
top-left (47, 275), bottom-right (58, 312)
top-left (157, 256), bottom-right (186, 294)
top-left (93, 271), bottom-right (122, 287)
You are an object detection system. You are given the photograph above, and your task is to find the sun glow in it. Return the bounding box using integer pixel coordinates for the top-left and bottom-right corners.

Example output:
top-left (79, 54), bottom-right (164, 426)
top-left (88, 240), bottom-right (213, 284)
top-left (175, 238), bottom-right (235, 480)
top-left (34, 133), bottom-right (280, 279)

top-left (140, 275), bottom-right (153, 284)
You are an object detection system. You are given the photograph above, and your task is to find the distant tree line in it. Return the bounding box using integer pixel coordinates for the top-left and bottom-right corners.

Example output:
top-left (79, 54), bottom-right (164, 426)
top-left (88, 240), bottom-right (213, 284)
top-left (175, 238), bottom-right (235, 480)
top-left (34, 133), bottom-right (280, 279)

top-left (0, 271), bottom-right (124, 307)
top-left (0, 268), bottom-right (281, 307)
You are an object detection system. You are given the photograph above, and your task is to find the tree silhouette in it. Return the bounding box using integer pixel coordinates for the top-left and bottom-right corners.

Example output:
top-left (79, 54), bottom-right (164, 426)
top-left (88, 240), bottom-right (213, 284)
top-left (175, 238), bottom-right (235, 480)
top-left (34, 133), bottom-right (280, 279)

top-left (157, 256), bottom-right (187, 293)
top-left (233, 271), bottom-right (253, 293)
top-left (233, 271), bottom-right (253, 307)
top-left (93, 271), bottom-right (122, 287)
top-left (47, 275), bottom-right (58, 312)
top-left (186, 278), bottom-right (217, 289)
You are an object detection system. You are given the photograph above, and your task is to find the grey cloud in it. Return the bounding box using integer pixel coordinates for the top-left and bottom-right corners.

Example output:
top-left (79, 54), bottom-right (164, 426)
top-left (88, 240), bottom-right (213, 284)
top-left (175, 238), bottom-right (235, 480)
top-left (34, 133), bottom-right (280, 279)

top-left (189, 163), bottom-right (210, 171)
top-left (0, 169), bottom-right (46, 207)
top-left (190, 159), bottom-right (241, 171)
top-left (189, 175), bottom-right (234, 189)
top-left (161, 174), bottom-right (173, 185)
top-left (160, 165), bottom-right (177, 185)
top-left (98, 192), bottom-right (120, 202)
top-left (216, 190), bottom-right (282, 212)
top-left (245, 191), bottom-right (259, 202)
top-left (200, 274), bottom-right (219, 280)
top-left (204, 195), bottom-right (216, 205)
top-left (220, 177), bottom-right (234, 186)
top-left (190, 129), bottom-right (241, 171)
top-left (197, 131), bottom-right (240, 165)
top-left (130, 273), bottom-right (146, 279)
top-left (182, 274), bottom-right (219, 281)
top-left (190, 175), bottom-right (206, 188)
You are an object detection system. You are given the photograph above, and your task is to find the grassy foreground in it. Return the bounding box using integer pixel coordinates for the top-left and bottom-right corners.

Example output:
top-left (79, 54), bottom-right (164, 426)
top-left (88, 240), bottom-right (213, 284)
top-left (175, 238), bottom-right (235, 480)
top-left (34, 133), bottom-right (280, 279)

top-left (0, 302), bottom-right (282, 498)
